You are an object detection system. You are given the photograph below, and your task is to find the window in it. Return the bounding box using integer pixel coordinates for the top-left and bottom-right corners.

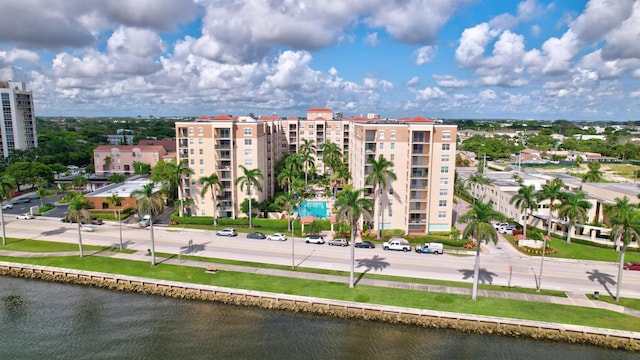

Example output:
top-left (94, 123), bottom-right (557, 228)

top-left (390, 154), bottom-right (394, 161)
top-left (439, 200), bottom-right (447, 207)
top-left (245, 159), bottom-right (253, 166)
top-left (308, 131), bottom-right (314, 136)
top-left (198, 127), bottom-right (203, 136)
top-left (190, 149), bottom-right (194, 155)
top-left (188, 127), bottom-right (194, 135)
top-left (379, 130), bottom-right (385, 139)
top-left (379, 143), bottom-right (384, 150)
top-left (201, 210), bottom-right (206, 216)
top-left (200, 169), bottom-right (204, 175)
top-left (442, 143), bottom-right (450, 151)
top-left (442, 131), bottom-right (451, 140)
top-left (199, 159), bottom-right (204, 165)
top-left (199, 139), bottom-right (203, 145)
top-left (441, 155), bottom-right (449, 162)
top-left (244, 139), bottom-right (252, 146)
top-left (390, 130), bottom-right (396, 139)
top-left (440, 178), bottom-right (449, 185)
top-left (300, 124), bottom-right (305, 129)
top-left (390, 143), bottom-right (395, 150)
top-left (190, 159), bottom-right (194, 165)
top-left (199, 149), bottom-right (203, 155)
top-left (244, 149), bottom-right (253, 156)
top-left (438, 211), bottom-right (446, 219)
top-left (244, 128), bottom-right (252, 136)
top-left (300, 131), bottom-right (304, 135)
top-left (440, 166), bottom-right (449, 174)
top-left (388, 200), bottom-right (393, 216)
top-left (201, 199), bottom-right (206, 205)
top-left (439, 189), bottom-right (448, 196)
top-left (189, 139), bottom-right (194, 145)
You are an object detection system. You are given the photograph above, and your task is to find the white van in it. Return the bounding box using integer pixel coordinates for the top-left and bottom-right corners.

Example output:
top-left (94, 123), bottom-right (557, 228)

top-left (139, 214), bottom-right (151, 227)
top-left (415, 242), bottom-right (444, 254)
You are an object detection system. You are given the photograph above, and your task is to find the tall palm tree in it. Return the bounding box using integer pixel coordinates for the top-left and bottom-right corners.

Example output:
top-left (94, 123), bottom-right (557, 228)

top-left (35, 187), bottom-right (49, 207)
top-left (169, 159), bottom-right (194, 216)
top-left (277, 167), bottom-right (297, 194)
top-left (130, 183), bottom-right (165, 266)
top-left (366, 155), bottom-right (397, 240)
top-left (557, 191), bottom-right (592, 243)
top-left (299, 139), bottom-right (316, 185)
top-left (466, 173), bottom-right (492, 202)
top-left (64, 193), bottom-right (92, 258)
top-left (536, 178), bottom-right (565, 237)
top-left (107, 193), bottom-right (124, 251)
top-left (199, 173), bottom-right (223, 226)
top-left (103, 156), bottom-right (112, 173)
top-left (582, 162), bottom-right (603, 183)
top-left (275, 191), bottom-right (296, 232)
top-left (334, 185), bottom-right (373, 288)
top-left (0, 174), bottom-right (17, 246)
top-left (235, 166), bottom-right (264, 229)
top-left (321, 141), bottom-right (342, 174)
top-left (459, 201), bottom-right (504, 301)
top-left (509, 184), bottom-right (537, 238)
top-left (607, 196), bottom-right (640, 301)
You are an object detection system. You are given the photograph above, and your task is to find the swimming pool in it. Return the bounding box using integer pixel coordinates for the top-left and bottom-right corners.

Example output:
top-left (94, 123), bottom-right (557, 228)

top-left (297, 201), bottom-right (328, 218)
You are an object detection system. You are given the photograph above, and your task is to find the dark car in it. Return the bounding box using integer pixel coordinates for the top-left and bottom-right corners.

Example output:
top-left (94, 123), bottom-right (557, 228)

top-left (11, 197), bottom-right (31, 204)
top-left (25, 194), bottom-right (40, 200)
top-left (623, 262), bottom-right (640, 271)
top-left (247, 232), bottom-right (266, 239)
top-left (355, 241), bottom-right (375, 249)
top-left (91, 218), bottom-right (104, 225)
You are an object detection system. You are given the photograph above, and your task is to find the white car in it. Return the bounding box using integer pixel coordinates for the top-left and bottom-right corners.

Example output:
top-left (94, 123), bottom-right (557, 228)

top-left (1, 203), bottom-right (13, 209)
top-left (267, 233), bottom-right (287, 241)
top-left (499, 225), bottom-right (516, 235)
top-left (16, 213), bottom-right (34, 220)
top-left (305, 235), bottom-right (325, 244)
top-left (493, 222), bottom-right (509, 230)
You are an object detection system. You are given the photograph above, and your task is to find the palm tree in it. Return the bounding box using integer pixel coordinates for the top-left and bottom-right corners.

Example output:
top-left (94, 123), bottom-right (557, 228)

top-left (72, 176), bottom-right (89, 190)
top-left (169, 159), bottom-right (194, 216)
top-left (607, 196), bottom-right (640, 301)
top-left (199, 173), bottom-right (223, 226)
top-left (275, 191), bottom-right (296, 232)
top-left (334, 185), bottom-right (373, 288)
top-left (321, 141), bottom-right (342, 174)
top-left (235, 166), bottom-right (264, 229)
top-left (64, 193), bottom-right (92, 258)
top-left (366, 155), bottom-right (397, 240)
top-left (0, 174), bottom-right (18, 246)
top-left (536, 178), bottom-right (565, 237)
top-left (582, 162), bottom-right (603, 183)
top-left (509, 184), bottom-right (537, 238)
top-left (107, 193), bottom-right (124, 251)
top-left (459, 201), bottom-right (504, 301)
top-left (466, 173), bottom-right (492, 202)
top-left (35, 187), bottom-right (49, 207)
top-left (277, 167), bottom-right (297, 194)
top-left (130, 183), bottom-right (165, 266)
top-left (299, 139), bottom-right (316, 185)
top-left (103, 155), bottom-right (112, 173)
top-left (557, 191), bottom-right (592, 243)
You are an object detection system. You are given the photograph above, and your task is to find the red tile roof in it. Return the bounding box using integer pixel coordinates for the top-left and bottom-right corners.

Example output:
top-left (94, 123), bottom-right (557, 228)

top-left (307, 107), bottom-right (332, 112)
top-left (404, 116), bottom-right (434, 123)
top-left (195, 114), bottom-right (238, 121)
top-left (94, 145), bottom-right (166, 152)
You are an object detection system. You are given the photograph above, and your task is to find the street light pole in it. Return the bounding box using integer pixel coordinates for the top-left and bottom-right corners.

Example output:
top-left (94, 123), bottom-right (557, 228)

top-left (291, 213), bottom-right (295, 270)
top-left (118, 207), bottom-right (123, 251)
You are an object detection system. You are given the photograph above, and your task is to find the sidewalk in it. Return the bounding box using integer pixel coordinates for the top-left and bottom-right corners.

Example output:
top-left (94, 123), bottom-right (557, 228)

top-left (2, 248), bottom-right (639, 318)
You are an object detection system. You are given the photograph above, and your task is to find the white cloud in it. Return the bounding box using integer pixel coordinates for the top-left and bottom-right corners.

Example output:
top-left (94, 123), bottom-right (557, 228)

top-left (365, 32), bottom-right (380, 47)
top-left (572, 0), bottom-right (634, 43)
top-left (433, 75), bottom-right (470, 88)
top-left (479, 89), bottom-right (497, 100)
top-left (406, 76), bottom-right (420, 87)
top-left (414, 86), bottom-right (446, 100)
top-left (600, 0), bottom-right (640, 60)
top-left (413, 46), bottom-right (437, 65)
top-left (630, 91), bottom-right (640, 98)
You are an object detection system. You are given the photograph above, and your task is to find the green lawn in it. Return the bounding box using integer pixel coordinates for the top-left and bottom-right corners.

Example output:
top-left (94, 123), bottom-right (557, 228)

top-left (1, 254), bottom-right (638, 333)
top-left (1, 238), bottom-right (135, 253)
top-left (505, 236), bottom-right (640, 263)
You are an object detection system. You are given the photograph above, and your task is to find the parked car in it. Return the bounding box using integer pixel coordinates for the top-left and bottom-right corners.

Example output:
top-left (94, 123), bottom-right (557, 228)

top-left (247, 232), bottom-right (267, 239)
top-left (267, 233), bottom-right (287, 241)
top-left (11, 197), bottom-right (31, 204)
top-left (91, 218), bottom-right (104, 225)
top-left (493, 222), bottom-right (509, 230)
top-left (623, 262), bottom-right (640, 271)
top-left (382, 238), bottom-right (411, 251)
top-left (81, 224), bottom-right (97, 232)
top-left (355, 241), bottom-right (375, 249)
top-left (16, 213), bottom-right (34, 220)
top-left (1, 203), bottom-right (13, 209)
top-left (328, 238), bottom-right (349, 247)
top-left (415, 242), bottom-right (444, 254)
top-left (499, 225), bottom-right (516, 235)
top-left (25, 194), bottom-right (40, 200)
top-left (216, 228), bottom-right (238, 237)
top-left (138, 215), bottom-right (152, 228)
top-left (305, 235), bottom-right (325, 244)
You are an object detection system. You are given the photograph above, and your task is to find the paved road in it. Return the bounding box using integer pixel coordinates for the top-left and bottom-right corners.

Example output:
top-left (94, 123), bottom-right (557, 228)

top-left (3, 215), bottom-right (640, 299)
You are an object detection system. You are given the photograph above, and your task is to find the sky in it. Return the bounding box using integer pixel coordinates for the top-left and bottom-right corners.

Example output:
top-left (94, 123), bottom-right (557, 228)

top-left (1, 0), bottom-right (640, 121)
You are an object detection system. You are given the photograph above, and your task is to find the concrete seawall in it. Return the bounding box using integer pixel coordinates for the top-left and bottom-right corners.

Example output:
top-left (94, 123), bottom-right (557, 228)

top-left (1, 261), bottom-right (639, 352)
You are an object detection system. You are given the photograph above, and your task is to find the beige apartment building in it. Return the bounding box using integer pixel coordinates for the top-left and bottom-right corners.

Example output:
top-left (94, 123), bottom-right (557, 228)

top-left (175, 109), bottom-right (457, 234)
top-left (94, 145), bottom-right (168, 176)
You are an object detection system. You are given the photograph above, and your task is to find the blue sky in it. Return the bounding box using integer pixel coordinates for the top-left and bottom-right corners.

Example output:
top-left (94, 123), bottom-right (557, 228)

top-left (1, 0), bottom-right (639, 120)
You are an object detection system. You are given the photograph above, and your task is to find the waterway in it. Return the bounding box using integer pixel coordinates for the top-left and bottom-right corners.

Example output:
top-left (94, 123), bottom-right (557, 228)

top-left (0, 276), bottom-right (635, 359)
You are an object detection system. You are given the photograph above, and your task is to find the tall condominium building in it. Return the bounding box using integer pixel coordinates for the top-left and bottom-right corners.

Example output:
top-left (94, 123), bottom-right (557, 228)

top-left (0, 81), bottom-right (37, 157)
top-left (175, 108), bottom-right (456, 234)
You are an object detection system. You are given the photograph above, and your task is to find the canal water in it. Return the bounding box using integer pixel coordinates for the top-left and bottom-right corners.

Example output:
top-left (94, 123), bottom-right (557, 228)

top-left (0, 276), bottom-right (634, 359)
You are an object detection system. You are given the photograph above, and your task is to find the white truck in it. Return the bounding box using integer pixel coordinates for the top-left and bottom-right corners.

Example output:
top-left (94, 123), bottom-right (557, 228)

top-left (415, 242), bottom-right (444, 254)
top-left (382, 238), bottom-right (411, 252)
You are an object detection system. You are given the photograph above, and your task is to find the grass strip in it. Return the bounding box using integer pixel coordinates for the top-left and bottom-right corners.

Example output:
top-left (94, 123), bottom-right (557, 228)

top-left (2, 238), bottom-right (136, 253)
top-left (1, 254), bottom-right (638, 333)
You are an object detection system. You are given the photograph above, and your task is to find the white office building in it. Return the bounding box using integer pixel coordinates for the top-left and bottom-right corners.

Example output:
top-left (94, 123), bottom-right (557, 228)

top-left (0, 81), bottom-right (37, 157)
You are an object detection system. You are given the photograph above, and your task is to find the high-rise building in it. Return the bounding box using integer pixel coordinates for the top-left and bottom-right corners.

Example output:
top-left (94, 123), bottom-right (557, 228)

top-left (0, 81), bottom-right (37, 157)
top-left (175, 108), bottom-right (457, 234)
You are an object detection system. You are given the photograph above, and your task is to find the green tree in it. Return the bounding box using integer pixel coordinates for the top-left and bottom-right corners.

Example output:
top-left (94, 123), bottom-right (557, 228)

top-left (35, 187), bottom-right (50, 207)
top-left (366, 155), bottom-right (397, 240)
top-left (607, 197), bottom-right (640, 301)
top-left (582, 162), bottom-right (603, 183)
top-left (133, 161), bottom-right (151, 175)
top-left (509, 184), bottom-right (537, 238)
top-left (459, 201), bottom-right (504, 301)
top-left (466, 173), bottom-right (492, 203)
top-left (107, 193), bottom-right (125, 251)
top-left (557, 191), bottom-right (592, 243)
top-left (103, 156), bottom-right (112, 173)
top-left (63, 193), bottom-right (92, 258)
top-left (108, 173), bottom-right (126, 184)
top-left (334, 185), bottom-right (373, 288)
top-left (321, 141), bottom-right (342, 174)
top-left (199, 173), bottom-right (222, 226)
top-left (72, 176), bottom-right (89, 190)
top-left (299, 139), bottom-right (316, 186)
top-left (0, 174), bottom-right (17, 246)
top-left (536, 178), bottom-right (566, 237)
top-left (5, 162), bottom-right (53, 190)
top-left (235, 166), bottom-right (264, 229)
top-left (130, 183), bottom-right (165, 266)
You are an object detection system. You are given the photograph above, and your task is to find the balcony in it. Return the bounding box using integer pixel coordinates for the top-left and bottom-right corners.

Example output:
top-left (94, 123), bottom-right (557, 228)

top-left (216, 140), bottom-right (231, 149)
top-left (218, 150), bottom-right (231, 159)
top-left (412, 132), bottom-right (427, 143)
top-left (365, 130), bottom-right (376, 142)
top-left (364, 143), bottom-right (376, 153)
top-left (410, 180), bottom-right (428, 189)
top-left (409, 215), bottom-right (427, 222)
top-left (412, 156), bottom-right (429, 166)
top-left (410, 191), bottom-right (426, 200)
top-left (411, 169), bottom-right (428, 178)
top-left (216, 130), bottom-right (231, 138)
